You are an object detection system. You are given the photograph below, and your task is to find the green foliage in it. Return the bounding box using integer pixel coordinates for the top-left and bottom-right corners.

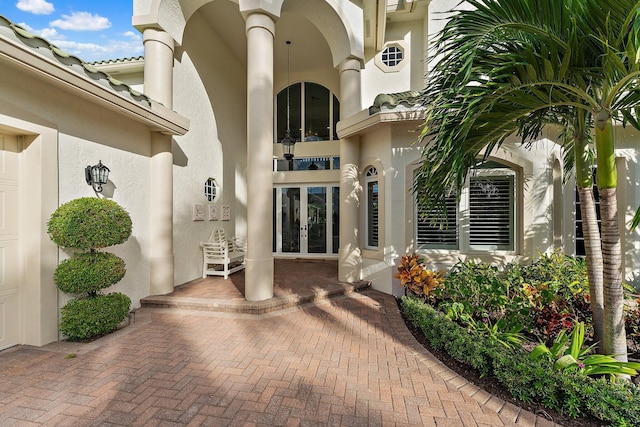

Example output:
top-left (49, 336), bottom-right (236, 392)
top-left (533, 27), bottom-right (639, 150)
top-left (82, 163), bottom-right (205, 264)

top-left (530, 322), bottom-right (640, 378)
top-left (441, 301), bottom-right (525, 350)
top-left (430, 252), bottom-right (592, 344)
top-left (625, 298), bottom-right (640, 353)
top-left (59, 293), bottom-right (131, 341)
top-left (401, 296), bottom-right (640, 424)
top-left (48, 197), bottom-right (133, 341)
top-left (47, 197), bottom-right (132, 250)
top-left (435, 260), bottom-right (521, 319)
top-left (54, 252), bottom-right (126, 295)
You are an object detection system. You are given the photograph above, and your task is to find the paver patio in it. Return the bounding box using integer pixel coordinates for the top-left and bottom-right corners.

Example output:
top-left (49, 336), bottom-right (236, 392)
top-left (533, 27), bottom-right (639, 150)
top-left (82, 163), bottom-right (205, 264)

top-left (0, 260), bottom-right (559, 426)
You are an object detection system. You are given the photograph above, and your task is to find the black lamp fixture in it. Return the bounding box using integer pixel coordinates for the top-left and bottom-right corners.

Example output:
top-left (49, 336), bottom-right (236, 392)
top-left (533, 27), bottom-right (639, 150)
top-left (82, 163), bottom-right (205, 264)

top-left (281, 40), bottom-right (296, 161)
top-left (85, 160), bottom-right (110, 193)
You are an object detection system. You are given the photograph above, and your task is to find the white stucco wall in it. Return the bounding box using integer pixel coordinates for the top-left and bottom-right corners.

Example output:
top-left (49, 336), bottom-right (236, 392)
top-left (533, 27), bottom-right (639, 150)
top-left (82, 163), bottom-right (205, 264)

top-left (361, 19), bottom-right (425, 108)
top-left (0, 60), bottom-right (156, 340)
top-left (171, 10), bottom-right (248, 286)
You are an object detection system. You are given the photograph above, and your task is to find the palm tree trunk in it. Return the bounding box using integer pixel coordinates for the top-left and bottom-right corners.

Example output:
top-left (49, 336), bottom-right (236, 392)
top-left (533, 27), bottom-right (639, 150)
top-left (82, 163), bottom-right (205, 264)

top-left (595, 117), bottom-right (627, 362)
top-left (574, 131), bottom-right (604, 352)
top-left (577, 187), bottom-right (604, 351)
top-left (599, 187), bottom-right (627, 361)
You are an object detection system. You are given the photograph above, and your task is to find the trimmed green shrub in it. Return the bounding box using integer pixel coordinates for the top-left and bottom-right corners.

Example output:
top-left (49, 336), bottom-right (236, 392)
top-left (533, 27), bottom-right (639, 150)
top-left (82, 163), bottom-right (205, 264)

top-left (48, 197), bottom-right (132, 250)
top-left (49, 197), bottom-right (132, 341)
top-left (400, 296), bottom-right (640, 425)
top-left (60, 293), bottom-right (131, 341)
top-left (54, 252), bottom-right (126, 295)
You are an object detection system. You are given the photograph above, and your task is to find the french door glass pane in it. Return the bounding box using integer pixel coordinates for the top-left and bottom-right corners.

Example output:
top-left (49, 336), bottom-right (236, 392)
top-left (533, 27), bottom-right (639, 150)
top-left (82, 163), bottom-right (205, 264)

top-left (282, 187), bottom-right (300, 252)
top-left (307, 187), bottom-right (327, 253)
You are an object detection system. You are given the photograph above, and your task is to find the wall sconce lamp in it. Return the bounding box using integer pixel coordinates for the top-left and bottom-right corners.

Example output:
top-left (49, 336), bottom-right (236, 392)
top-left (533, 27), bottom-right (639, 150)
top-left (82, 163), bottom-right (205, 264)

top-left (85, 160), bottom-right (110, 193)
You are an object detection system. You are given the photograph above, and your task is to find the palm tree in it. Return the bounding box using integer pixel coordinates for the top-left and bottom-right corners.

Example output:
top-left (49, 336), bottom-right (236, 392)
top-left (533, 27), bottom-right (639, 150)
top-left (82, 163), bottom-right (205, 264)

top-left (415, 0), bottom-right (640, 360)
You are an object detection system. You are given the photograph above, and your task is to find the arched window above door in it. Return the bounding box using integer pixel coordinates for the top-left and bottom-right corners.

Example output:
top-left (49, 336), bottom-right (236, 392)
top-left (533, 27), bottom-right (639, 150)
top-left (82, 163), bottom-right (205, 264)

top-left (275, 82), bottom-right (340, 144)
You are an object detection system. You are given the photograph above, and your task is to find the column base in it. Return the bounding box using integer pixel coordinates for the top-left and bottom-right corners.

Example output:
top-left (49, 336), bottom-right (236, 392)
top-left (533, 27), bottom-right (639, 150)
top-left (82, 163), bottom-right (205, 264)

top-left (338, 245), bottom-right (361, 283)
top-left (245, 256), bottom-right (274, 301)
top-left (150, 254), bottom-right (175, 296)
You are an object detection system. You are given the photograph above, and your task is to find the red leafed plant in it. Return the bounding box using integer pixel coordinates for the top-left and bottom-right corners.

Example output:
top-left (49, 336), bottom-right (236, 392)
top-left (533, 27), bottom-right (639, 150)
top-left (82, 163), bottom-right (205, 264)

top-left (395, 254), bottom-right (444, 298)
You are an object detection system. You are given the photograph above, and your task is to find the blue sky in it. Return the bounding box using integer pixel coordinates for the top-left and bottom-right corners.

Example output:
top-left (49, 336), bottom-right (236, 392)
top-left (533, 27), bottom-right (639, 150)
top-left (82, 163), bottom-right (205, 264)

top-left (2, 0), bottom-right (143, 62)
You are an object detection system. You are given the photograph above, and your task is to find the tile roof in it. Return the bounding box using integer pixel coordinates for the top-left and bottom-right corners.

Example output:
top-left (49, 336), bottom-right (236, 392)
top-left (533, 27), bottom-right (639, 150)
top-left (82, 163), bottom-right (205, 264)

top-left (0, 14), bottom-right (151, 108)
top-left (90, 56), bottom-right (144, 65)
top-left (369, 90), bottom-right (425, 114)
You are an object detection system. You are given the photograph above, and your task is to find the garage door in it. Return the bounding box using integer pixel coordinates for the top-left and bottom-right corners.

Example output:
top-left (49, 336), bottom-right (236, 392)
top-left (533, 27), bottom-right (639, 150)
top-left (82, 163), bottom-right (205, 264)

top-left (0, 134), bottom-right (20, 351)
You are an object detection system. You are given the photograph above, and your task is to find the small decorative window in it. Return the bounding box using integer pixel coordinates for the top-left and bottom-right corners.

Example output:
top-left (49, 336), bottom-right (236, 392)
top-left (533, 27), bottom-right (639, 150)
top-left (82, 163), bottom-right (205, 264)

top-left (204, 178), bottom-right (218, 202)
top-left (382, 45), bottom-right (403, 67)
top-left (375, 41), bottom-right (409, 72)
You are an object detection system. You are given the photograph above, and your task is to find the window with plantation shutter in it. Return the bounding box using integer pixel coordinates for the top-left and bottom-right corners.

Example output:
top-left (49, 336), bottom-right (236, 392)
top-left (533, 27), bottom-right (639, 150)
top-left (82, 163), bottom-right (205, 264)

top-left (416, 191), bottom-right (458, 249)
top-left (414, 161), bottom-right (516, 253)
top-left (366, 167), bottom-right (379, 249)
top-left (469, 175), bottom-right (514, 250)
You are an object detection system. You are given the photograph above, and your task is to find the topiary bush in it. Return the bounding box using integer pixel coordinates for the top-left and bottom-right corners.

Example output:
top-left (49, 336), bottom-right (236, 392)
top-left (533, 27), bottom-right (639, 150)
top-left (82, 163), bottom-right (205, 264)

top-left (54, 252), bottom-right (126, 295)
top-left (48, 197), bottom-right (132, 341)
top-left (48, 197), bottom-right (132, 250)
top-left (60, 293), bottom-right (132, 341)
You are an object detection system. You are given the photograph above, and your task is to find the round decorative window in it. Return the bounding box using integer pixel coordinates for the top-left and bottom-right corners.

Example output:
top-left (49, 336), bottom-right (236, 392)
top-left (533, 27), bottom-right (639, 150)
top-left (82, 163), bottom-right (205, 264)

top-left (204, 178), bottom-right (218, 202)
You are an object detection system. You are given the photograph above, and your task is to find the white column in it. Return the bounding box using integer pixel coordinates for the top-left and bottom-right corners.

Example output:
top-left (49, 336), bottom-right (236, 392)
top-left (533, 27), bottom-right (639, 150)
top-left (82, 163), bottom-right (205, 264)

top-left (338, 58), bottom-right (363, 282)
top-left (144, 28), bottom-right (176, 295)
top-left (245, 13), bottom-right (275, 301)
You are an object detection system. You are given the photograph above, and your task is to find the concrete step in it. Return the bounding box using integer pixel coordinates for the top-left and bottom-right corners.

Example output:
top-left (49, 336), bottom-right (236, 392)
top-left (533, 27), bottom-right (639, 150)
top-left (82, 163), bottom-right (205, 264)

top-left (141, 280), bottom-right (371, 315)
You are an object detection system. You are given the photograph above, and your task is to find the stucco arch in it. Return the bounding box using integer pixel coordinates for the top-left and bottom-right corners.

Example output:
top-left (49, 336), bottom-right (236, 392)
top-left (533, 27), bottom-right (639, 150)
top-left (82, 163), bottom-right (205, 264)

top-left (134, 0), bottom-right (364, 67)
top-left (279, 0), bottom-right (364, 67)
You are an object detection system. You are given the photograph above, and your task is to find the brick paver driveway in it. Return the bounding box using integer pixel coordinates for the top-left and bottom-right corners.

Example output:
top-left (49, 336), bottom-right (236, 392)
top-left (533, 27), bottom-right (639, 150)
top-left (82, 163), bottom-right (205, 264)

top-left (0, 290), bottom-right (555, 426)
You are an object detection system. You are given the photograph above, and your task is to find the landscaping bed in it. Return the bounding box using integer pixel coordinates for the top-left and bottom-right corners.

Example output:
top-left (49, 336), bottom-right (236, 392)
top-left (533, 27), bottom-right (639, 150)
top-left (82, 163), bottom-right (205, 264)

top-left (395, 252), bottom-right (640, 426)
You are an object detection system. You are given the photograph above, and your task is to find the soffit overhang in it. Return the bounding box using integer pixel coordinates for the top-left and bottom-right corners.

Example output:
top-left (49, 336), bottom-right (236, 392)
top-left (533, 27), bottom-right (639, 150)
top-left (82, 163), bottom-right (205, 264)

top-left (0, 16), bottom-right (188, 136)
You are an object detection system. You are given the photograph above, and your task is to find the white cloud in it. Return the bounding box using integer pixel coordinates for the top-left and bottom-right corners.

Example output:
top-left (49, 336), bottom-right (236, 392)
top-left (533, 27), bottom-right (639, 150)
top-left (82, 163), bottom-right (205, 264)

top-left (17, 21), bottom-right (59, 39)
top-left (123, 31), bottom-right (140, 40)
top-left (50, 12), bottom-right (111, 31)
top-left (15, 0), bottom-right (54, 15)
top-left (52, 38), bottom-right (144, 61)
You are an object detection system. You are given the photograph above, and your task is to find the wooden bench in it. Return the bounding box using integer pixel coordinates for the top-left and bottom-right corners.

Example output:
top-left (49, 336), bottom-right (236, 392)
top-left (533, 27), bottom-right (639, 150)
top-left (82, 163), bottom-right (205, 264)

top-left (200, 228), bottom-right (246, 279)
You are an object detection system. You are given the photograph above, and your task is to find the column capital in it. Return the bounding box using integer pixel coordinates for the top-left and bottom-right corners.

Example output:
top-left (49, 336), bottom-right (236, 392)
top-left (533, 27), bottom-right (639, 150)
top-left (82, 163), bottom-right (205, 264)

top-left (143, 28), bottom-right (175, 53)
top-left (338, 56), bottom-right (364, 74)
top-left (244, 12), bottom-right (276, 37)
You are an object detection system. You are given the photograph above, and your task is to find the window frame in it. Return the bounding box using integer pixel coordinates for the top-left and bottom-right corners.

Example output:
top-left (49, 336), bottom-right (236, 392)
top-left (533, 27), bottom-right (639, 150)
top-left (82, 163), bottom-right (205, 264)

top-left (274, 82), bottom-right (340, 147)
top-left (204, 178), bottom-right (219, 203)
top-left (365, 166), bottom-right (379, 250)
top-left (414, 164), bottom-right (517, 253)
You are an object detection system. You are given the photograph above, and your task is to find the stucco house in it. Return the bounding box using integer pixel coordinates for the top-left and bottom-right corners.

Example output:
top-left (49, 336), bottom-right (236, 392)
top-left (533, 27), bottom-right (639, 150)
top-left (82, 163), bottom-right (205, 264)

top-left (0, 0), bottom-right (638, 351)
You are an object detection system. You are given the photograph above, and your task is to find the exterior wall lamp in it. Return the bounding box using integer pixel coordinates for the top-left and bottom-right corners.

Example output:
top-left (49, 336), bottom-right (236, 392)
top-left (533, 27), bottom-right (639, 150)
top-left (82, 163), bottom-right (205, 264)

top-left (85, 160), bottom-right (110, 193)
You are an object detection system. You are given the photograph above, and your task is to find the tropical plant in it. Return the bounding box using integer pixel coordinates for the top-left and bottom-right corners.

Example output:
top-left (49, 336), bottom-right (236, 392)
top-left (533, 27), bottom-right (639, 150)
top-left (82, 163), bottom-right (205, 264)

top-left (401, 296), bottom-right (640, 424)
top-left (395, 254), bottom-right (444, 299)
top-left (436, 260), bottom-right (529, 323)
top-left (530, 322), bottom-right (640, 378)
top-left (415, 0), bottom-right (640, 360)
top-left (441, 300), bottom-right (526, 349)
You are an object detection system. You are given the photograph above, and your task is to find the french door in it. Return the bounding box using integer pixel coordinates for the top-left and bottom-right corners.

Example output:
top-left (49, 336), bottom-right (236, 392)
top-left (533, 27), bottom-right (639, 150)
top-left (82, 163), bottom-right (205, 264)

top-left (273, 184), bottom-right (339, 256)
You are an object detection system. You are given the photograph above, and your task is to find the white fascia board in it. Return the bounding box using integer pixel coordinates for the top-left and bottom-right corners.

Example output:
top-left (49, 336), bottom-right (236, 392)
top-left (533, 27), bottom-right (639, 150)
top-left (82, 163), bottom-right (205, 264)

top-left (0, 37), bottom-right (189, 136)
top-left (337, 107), bottom-right (425, 139)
